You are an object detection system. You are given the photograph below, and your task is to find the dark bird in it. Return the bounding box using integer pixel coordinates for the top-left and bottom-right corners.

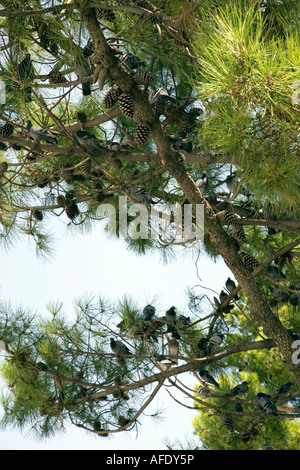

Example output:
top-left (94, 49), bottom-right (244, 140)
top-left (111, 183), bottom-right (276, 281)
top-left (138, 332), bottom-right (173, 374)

top-left (75, 130), bottom-right (103, 149)
top-left (270, 288), bottom-right (290, 305)
top-left (165, 306), bottom-right (177, 333)
top-left (156, 355), bottom-right (174, 371)
top-left (263, 204), bottom-right (277, 235)
top-left (195, 173), bottom-right (208, 191)
top-left (227, 381), bottom-right (249, 397)
top-left (26, 120), bottom-right (57, 143)
top-left (168, 338), bottom-right (180, 364)
top-left (275, 382), bottom-right (293, 400)
top-left (17, 54), bottom-right (35, 102)
top-left (110, 338), bottom-right (132, 356)
top-left (219, 290), bottom-right (229, 304)
top-left (142, 304), bottom-right (156, 321)
top-left (267, 265), bottom-right (286, 280)
top-left (176, 314), bottom-right (191, 328)
top-left (256, 392), bottom-right (278, 416)
top-left (225, 277), bottom-right (239, 300)
top-left (130, 185), bottom-right (153, 204)
top-left (75, 57), bottom-right (92, 96)
top-left (199, 369), bottom-right (220, 388)
top-left (225, 174), bottom-right (236, 194)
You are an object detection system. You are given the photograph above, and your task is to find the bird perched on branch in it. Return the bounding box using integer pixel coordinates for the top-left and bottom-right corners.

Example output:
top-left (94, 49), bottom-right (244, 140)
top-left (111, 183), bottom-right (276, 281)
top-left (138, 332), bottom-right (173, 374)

top-left (227, 381), bottom-right (249, 397)
top-left (156, 355), bottom-right (174, 371)
top-left (199, 369), bottom-right (220, 388)
top-left (165, 306), bottom-right (177, 333)
top-left (256, 392), bottom-right (278, 416)
top-left (75, 56), bottom-right (92, 96)
top-left (110, 338), bottom-right (132, 356)
top-left (195, 172), bottom-right (208, 192)
top-left (27, 120), bottom-right (57, 143)
top-left (196, 386), bottom-right (212, 399)
top-left (142, 304), bottom-right (156, 321)
top-left (275, 382), bottom-right (293, 401)
top-left (225, 277), bottom-right (239, 300)
top-left (207, 334), bottom-right (224, 354)
top-left (75, 130), bottom-right (103, 149)
top-left (17, 54), bottom-right (35, 102)
top-left (168, 338), bottom-right (180, 364)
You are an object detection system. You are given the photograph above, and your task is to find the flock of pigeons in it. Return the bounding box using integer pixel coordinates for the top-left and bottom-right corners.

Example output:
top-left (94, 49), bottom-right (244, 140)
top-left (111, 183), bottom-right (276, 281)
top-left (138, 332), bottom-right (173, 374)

top-left (109, 285), bottom-right (294, 431)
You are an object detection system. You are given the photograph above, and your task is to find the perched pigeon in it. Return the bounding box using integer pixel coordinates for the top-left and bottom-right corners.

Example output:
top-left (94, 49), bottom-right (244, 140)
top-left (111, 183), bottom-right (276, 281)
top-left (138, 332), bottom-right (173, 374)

top-left (228, 381), bottom-right (249, 397)
top-left (17, 54), bottom-right (35, 102)
top-left (165, 306), bottom-right (177, 333)
top-left (219, 290), bottom-right (229, 304)
top-left (275, 382), bottom-right (293, 400)
top-left (75, 130), bottom-right (103, 149)
top-left (75, 57), bottom-right (92, 96)
top-left (168, 338), bottom-right (180, 364)
top-left (225, 174), bottom-right (236, 194)
top-left (267, 265), bottom-right (286, 280)
top-left (110, 338), bottom-right (132, 356)
top-left (256, 392), bottom-right (278, 416)
top-left (27, 120), bottom-right (57, 143)
top-left (270, 288), bottom-right (290, 305)
top-left (176, 314), bottom-right (191, 328)
top-left (142, 304), bottom-right (156, 321)
top-left (263, 204), bottom-right (277, 235)
top-left (196, 386), bottom-right (212, 399)
top-left (195, 173), bottom-right (208, 191)
top-left (207, 334), bottom-right (224, 354)
top-left (156, 355), bottom-right (174, 371)
top-left (130, 185), bottom-right (153, 204)
top-left (199, 369), bottom-right (220, 388)
top-left (225, 277), bottom-right (239, 300)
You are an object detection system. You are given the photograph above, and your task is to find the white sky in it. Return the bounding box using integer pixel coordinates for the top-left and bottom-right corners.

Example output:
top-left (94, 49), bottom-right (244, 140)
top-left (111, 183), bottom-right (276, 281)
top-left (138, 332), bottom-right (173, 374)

top-left (0, 213), bottom-right (232, 450)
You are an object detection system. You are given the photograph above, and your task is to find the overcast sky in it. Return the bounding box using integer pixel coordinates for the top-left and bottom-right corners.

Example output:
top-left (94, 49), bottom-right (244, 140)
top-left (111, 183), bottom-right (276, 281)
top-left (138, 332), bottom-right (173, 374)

top-left (0, 212), bottom-right (231, 450)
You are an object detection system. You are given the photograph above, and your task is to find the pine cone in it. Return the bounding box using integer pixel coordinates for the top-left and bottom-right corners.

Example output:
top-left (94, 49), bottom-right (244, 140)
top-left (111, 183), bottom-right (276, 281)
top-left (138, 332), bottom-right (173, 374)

top-left (65, 201), bottom-right (80, 220)
top-left (241, 252), bottom-right (260, 270)
top-left (80, 158), bottom-right (92, 174)
top-left (32, 209), bottom-right (43, 221)
top-left (222, 413), bottom-right (234, 432)
top-left (0, 161), bottom-right (8, 177)
top-left (108, 156), bottom-right (122, 170)
top-left (118, 93), bottom-right (134, 118)
top-left (234, 402), bottom-right (243, 413)
top-left (134, 70), bottom-right (153, 86)
top-left (97, 67), bottom-right (108, 90)
top-left (217, 210), bottom-right (238, 226)
top-left (49, 72), bottom-right (67, 85)
top-left (135, 123), bottom-right (151, 145)
top-left (0, 123), bottom-right (13, 137)
top-left (103, 84), bottom-right (122, 108)
top-left (232, 225), bottom-right (247, 244)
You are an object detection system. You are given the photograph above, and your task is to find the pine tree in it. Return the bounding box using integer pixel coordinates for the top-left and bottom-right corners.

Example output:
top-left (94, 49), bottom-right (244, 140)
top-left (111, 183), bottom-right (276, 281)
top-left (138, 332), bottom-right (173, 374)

top-left (0, 0), bottom-right (299, 449)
